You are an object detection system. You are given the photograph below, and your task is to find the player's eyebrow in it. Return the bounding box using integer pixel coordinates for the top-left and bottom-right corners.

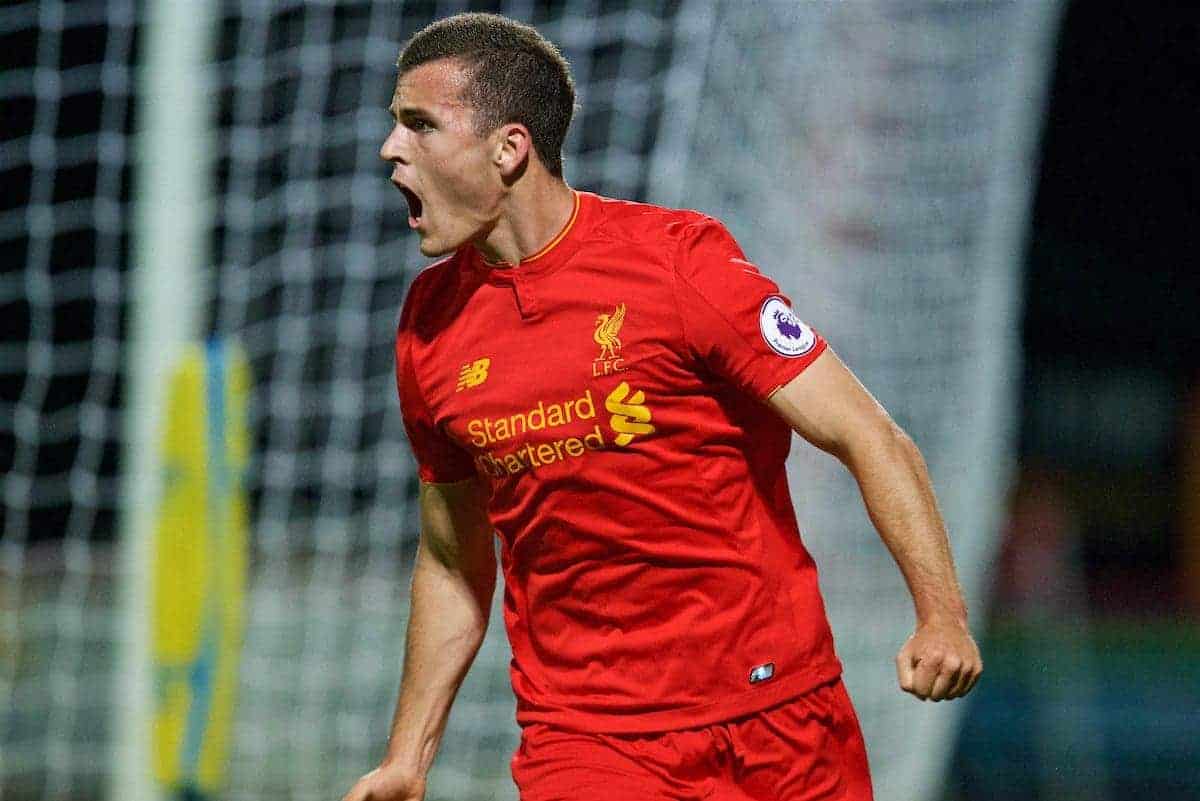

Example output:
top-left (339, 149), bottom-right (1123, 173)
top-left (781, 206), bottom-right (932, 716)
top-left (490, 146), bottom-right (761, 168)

top-left (388, 100), bottom-right (436, 124)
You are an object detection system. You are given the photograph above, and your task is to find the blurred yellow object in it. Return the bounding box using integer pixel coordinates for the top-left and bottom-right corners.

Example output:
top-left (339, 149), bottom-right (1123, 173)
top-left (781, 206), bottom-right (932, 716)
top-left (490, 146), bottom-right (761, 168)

top-left (151, 340), bottom-right (249, 798)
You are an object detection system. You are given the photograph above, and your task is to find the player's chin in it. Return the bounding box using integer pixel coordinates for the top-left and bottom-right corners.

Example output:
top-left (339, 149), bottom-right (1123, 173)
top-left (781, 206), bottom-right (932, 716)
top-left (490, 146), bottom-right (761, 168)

top-left (415, 222), bottom-right (469, 258)
top-left (416, 236), bottom-right (446, 257)
top-left (416, 231), bottom-right (455, 257)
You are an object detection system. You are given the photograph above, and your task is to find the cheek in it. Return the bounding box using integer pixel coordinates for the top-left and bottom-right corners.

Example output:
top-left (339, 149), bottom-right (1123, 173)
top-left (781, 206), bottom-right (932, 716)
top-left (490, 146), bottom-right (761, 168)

top-left (445, 163), bottom-right (496, 214)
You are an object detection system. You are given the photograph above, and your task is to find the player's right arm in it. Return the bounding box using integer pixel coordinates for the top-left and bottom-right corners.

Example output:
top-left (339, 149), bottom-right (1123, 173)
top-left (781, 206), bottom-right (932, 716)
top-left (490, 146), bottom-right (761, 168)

top-left (341, 476), bottom-right (495, 801)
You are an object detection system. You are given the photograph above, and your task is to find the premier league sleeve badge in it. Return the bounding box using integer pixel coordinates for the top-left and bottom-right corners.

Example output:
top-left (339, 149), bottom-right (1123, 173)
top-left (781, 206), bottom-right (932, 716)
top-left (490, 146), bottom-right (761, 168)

top-left (758, 296), bottom-right (817, 357)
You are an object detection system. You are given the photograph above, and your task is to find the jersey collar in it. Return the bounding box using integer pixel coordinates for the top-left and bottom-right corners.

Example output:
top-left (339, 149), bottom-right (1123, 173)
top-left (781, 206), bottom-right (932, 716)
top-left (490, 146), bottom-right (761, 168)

top-left (468, 190), bottom-right (592, 286)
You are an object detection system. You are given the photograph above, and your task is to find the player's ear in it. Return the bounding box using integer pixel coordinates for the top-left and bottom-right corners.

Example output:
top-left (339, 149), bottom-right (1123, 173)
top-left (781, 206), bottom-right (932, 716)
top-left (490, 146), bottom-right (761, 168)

top-left (493, 122), bottom-right (531, 180)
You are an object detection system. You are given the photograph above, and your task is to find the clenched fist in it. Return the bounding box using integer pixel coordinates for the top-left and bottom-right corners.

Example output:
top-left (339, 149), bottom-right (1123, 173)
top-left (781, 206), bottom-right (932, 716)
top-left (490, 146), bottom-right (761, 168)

top-left (896, 617), bottom-right (982, 702)
top-left (341, 764), bottom-right (427, 801)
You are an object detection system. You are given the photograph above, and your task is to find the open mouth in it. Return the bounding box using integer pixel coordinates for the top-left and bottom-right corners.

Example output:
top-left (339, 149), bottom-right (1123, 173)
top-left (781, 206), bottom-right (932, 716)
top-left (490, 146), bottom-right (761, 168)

top-left (394, 181), bottom-right (424, 227)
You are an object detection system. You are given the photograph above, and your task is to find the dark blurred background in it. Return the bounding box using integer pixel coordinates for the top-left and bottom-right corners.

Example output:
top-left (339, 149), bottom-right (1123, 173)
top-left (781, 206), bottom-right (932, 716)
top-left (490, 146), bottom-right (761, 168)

top-left (1021, 0), bottom-right (1198, 609)
top-left (947, 2), bottom-right (1200, 798)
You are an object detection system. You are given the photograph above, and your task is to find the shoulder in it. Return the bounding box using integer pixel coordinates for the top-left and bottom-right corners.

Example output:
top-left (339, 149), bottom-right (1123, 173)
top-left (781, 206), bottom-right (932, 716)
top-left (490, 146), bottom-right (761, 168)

top-left (396, 253), bottom-right (465, 390)
top-left (583, 192), bottom-right (740, 258)
top-left (398, 250), bottom-right (469, 334)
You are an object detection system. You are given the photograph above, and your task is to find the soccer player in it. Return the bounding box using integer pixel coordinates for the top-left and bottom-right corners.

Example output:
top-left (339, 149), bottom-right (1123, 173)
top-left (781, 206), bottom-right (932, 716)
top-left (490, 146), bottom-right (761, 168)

top-left (343, 12), bottom-right (981, 801)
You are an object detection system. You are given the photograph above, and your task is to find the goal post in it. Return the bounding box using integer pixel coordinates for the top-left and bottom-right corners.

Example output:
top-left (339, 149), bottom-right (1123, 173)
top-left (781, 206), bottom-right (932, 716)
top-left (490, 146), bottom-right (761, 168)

top-left (114, 1), bottom-right (218, 800)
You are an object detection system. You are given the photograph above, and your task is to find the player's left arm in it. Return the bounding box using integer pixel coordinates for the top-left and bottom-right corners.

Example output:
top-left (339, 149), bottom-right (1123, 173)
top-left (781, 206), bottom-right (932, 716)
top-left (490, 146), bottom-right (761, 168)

top-left (767, 348), bottom-right (983, 702)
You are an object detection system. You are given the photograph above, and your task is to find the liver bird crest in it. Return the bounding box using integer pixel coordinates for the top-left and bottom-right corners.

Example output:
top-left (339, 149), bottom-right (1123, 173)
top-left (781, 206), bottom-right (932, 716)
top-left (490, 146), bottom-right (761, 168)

top-left (594, 303), bottom-right (626, 360)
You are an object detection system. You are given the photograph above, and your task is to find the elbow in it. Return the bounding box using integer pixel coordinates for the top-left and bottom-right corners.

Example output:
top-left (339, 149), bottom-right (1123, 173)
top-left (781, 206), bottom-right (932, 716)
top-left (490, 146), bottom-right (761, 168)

top-left (840, 417), bottom-right (918, 472)
top-left (462, 611), bottom-right (491, 647)
top-left (883, 420), bottom-right (920, 458)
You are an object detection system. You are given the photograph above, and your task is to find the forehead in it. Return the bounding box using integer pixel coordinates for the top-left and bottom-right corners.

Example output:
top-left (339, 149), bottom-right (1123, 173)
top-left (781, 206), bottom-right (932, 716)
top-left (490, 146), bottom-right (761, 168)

top-left (391, 59), bottom-right (472, 115)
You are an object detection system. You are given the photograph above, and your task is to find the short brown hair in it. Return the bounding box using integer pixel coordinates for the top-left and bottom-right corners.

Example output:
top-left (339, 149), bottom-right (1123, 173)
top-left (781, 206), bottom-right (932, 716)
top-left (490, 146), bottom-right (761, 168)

top-left (397, 13), bottom-right (576, 178)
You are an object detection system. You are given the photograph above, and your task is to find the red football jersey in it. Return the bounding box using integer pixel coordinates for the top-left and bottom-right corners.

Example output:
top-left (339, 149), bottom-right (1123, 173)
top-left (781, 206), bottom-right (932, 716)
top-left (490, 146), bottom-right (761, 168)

top-left (395, 191), bottom-right (841, 733)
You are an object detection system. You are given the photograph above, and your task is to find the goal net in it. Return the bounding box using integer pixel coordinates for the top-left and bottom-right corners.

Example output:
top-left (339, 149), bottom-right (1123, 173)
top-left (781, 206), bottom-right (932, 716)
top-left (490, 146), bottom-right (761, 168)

top-left (1, 2), bottom-right (1060, 800)
top-left (2, 2), bottom-right (137, 799)
top-left (652, 2), bottom-right (1062, 797)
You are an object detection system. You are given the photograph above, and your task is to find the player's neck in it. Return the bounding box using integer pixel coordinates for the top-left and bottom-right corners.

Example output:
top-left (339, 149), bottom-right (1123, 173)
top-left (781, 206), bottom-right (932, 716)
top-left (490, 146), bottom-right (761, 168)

top-left (473, 175), bottom-right (575, 266)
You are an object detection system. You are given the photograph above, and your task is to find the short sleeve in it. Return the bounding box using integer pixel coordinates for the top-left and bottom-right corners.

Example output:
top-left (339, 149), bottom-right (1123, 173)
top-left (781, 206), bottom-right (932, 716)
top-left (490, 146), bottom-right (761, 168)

top-left (395, 302), bottom-right (476, 485)
top-left (673, 217), bottom-right (827, 400)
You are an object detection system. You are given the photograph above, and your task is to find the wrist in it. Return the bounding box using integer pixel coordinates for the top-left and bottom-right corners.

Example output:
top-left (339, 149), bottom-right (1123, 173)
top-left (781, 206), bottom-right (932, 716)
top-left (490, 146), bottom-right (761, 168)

top-left (914, 600), bottom-right (968, 628)
top-left (381, 738), bottom-right (427, 774)
top-left (380, 751), bottom-right (425, 779)
top-left (382, 727), bottom-right (442, 778)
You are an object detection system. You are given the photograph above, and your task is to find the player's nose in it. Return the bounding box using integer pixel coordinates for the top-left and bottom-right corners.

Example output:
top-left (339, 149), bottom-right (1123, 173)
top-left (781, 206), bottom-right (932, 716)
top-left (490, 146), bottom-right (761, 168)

top-left (379, 125), bottom-right (408, 164)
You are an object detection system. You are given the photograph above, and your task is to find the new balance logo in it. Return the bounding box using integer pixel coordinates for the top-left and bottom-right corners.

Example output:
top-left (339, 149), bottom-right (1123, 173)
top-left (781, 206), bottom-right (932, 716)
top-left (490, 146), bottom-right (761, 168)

top-left (748, 663), bottom-right (775, 684)
top-left (456, 358), bottom-right (490, 391)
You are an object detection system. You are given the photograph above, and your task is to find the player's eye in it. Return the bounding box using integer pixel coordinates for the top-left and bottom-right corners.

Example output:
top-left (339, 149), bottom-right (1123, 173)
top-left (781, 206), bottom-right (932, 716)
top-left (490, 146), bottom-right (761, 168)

top-left (407, 117), bottom-right (433, 133)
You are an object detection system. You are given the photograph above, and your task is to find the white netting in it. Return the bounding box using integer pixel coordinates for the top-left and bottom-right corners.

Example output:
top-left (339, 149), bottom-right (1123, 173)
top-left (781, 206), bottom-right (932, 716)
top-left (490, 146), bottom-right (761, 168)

top-left (207, 3), bottom-right (687, 800)
top-left (2, 2), bottom-right (1061, 800)
top-left (649, 2), bottom-right (1062, 799)
top-left (1, 2), bottom-right (135, 799)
